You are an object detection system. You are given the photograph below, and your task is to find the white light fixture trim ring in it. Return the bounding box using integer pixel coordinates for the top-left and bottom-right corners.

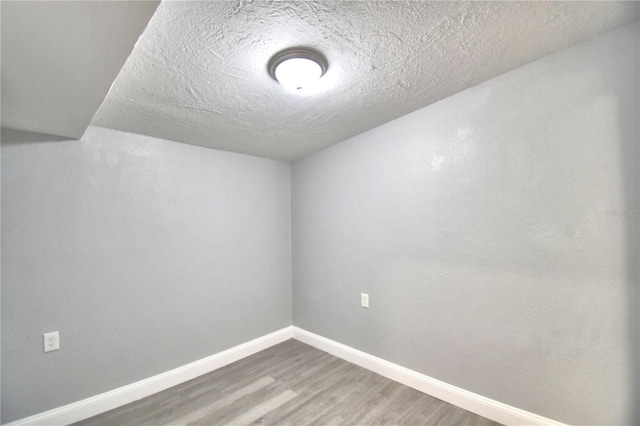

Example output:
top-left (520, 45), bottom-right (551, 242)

top-left (268, 47), bottom-right (328, 92)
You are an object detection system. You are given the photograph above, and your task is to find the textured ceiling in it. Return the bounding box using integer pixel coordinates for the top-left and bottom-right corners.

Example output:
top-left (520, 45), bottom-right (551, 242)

top-left (92, 1), bottom-right (639, 161)
top-left (1, 1), bottom-right (159, 139)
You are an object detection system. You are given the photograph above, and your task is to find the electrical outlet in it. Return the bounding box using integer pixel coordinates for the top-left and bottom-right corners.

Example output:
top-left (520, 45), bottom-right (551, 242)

top-left (361, 293), bottom-right (369, 308)
top-left (44, 331), bottom-right (60, 352)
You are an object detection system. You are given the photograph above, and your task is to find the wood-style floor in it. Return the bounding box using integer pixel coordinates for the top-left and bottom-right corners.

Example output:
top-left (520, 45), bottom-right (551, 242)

top-left (76, 339), bottom-right (502, 426)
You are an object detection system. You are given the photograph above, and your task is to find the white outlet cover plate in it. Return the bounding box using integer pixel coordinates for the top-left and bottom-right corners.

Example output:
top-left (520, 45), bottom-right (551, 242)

top-left (361, 293), bottom-right (369, 308)
top-left (44, 331), bottom-right (60, 352)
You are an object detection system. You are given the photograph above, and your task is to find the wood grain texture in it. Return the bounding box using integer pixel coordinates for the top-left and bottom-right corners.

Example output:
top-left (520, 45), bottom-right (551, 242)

top-left (75, 340), bottom-right (502, 426)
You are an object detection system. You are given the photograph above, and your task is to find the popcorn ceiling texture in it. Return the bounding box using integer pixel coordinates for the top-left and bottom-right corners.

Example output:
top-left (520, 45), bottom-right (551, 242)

top-left (92, 1), bottom-right (639, 161)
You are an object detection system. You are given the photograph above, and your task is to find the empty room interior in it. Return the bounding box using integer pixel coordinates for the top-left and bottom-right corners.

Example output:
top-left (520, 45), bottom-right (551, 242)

top-left (1, 1), bottom-right (639, 425)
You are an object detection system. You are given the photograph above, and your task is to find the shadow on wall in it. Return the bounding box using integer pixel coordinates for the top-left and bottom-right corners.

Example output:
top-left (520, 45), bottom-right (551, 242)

top-left (1, 128), bottom-right (75, 145)
top-left (615, 38), bottom-right (640, 425)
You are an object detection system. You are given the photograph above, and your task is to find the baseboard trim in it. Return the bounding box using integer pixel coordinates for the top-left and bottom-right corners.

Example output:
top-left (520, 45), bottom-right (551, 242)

top-left (292, 327), bottom-right (566, 426)
top-left (7, 326), bottom-right (566, 426)
top-left (6, 326), bottom-right (294, 426)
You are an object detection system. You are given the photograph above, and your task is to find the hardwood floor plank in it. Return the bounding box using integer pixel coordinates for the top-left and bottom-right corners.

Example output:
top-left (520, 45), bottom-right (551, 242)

top-left (269, 365), bottom-right (370, 425)
top-left (223, 390), bottom-right (298, 426)
top-left (357, 382), bottom-right (424, 425)
top-left (169, 376), bottom-right (276, 425)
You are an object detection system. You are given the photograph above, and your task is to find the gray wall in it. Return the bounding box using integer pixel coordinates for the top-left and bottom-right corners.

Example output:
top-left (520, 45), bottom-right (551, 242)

top-left (292, 22), bottom-right (639, 425)
top-left (1, 126), bottom-right (292, 423)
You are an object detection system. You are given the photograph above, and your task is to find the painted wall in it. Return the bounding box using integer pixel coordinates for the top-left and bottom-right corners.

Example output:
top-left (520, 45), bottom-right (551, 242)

top-left (1, 126), bottom-right (291, 423)
top-left (292, 22), bottom-right (639, 425)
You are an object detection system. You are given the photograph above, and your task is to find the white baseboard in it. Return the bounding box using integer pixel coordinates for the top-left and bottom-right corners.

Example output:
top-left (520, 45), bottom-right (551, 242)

top-left (292, 327), bottom-right (566, 426)
top-left (6, 327), bottom-right (293, 426)
top-left (7, 326), bottom-right (565, 426)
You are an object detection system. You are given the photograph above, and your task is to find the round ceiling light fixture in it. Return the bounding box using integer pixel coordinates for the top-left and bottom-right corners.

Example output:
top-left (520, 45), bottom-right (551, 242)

top-left (268, 47), bottom-right (328, 93)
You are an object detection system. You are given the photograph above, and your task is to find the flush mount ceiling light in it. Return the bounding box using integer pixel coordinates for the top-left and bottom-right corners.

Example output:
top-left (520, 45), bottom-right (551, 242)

top-left (268, 47), bottom-right (328, 93)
